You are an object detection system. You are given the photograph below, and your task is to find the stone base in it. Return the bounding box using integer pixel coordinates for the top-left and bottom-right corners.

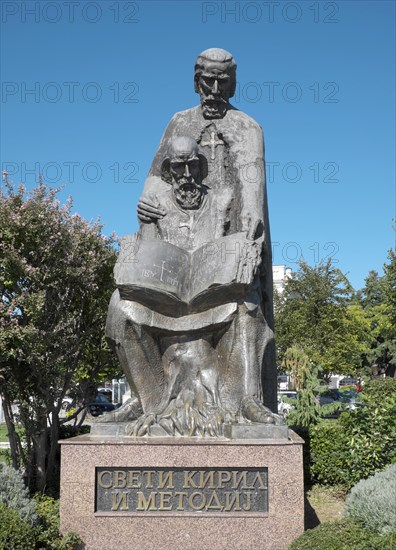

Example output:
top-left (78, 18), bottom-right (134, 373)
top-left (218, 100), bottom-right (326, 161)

top-left (222, 422), bottom-right (289, 440)
top-left (59, 433), bottom-right (304, 550)
top-left (90, 421), bottom-right (289, 440)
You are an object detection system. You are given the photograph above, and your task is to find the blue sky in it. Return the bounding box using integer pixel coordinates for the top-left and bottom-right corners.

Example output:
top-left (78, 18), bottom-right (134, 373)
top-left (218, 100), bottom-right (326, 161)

top-left (1, 0), bottom-right (395, 290)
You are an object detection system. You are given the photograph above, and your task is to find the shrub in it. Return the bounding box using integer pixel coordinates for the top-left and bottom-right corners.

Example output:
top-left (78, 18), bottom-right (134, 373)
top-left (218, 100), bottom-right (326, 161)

top-left (344, 463), bottom-right (396, 535)
top-left (0, 502), bottom-right (37, 549)
top-left (35, 494), bottom-right (61, 548)
top-left (0, 463), bottom-right (38, 524)
top-left (361, 377), bottom-right (396, 402)
top-left (288, 519), bottom-right (396, 550)
top-left (0, 487), bottom-right (82, 549)
top-left (309, 421), bottom-right (351, 487)
top-left (309, 378), bottom-right (396, 490)
top-left (59, 424), bottom-right (90, 440)
top-left (56, 531), bottom-right (83, 550)
top-left (34, 494), bottom-right (83, 549)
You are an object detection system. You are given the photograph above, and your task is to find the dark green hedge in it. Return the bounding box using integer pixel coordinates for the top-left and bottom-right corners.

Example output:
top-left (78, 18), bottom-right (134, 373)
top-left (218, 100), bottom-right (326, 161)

top-left (309, 421), bottom-right (351, 486)
top-left (307, 379), bottom-right (396, 490)
top-left (288, 520), bottom-right (396, 550)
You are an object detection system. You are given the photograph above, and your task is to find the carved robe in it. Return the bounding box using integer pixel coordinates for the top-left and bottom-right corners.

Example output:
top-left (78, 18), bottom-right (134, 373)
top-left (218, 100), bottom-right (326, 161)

top-left (106, 105), bottom-right (277, 424)
top-left (144, 105), bottom-right (277, 411)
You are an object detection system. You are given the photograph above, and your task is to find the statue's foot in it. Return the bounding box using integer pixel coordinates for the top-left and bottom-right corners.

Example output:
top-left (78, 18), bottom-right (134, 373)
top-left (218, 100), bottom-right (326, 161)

top-left (128, 412), bottom-right (156, 436)
top-left (241, 395), bottom-right (284, 425)
top-left (93, 397), bottom-right (142, 423)
top-left (156, 389), bottom-right (228, 437)
top-left (158, 389), bottom-right (205, 436)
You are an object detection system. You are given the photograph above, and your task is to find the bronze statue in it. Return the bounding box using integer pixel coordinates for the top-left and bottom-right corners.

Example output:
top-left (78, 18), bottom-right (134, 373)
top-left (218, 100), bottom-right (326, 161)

top-left (104, 48), bottom-right (281, 437)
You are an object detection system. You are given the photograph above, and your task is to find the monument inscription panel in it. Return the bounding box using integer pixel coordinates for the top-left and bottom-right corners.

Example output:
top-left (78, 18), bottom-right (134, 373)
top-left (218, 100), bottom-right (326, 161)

top-left (95, 467), bottom-right (268, 514)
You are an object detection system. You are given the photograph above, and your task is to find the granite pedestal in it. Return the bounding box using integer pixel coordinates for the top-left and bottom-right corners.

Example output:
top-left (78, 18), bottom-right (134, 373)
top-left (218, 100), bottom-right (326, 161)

top-left (59, 432), bottom-right (304, 550)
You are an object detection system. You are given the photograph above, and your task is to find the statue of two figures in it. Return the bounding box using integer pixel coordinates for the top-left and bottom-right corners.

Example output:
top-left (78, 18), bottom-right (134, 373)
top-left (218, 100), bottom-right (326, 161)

top-left (103, 49), bottom-right (284, 437)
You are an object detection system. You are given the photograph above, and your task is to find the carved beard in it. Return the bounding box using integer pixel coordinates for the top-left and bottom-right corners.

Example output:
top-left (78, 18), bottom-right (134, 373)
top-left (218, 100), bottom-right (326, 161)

top-left (173, 179), bottom-right (203, 209)
top-left (201, 96), bottom-right (228, 119)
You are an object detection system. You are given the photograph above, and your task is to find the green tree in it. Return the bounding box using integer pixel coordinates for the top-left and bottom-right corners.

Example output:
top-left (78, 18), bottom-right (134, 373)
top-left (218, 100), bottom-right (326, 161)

top-left (275, 259), bottom-right (371, 379)
top-left (282, 345), bottom-right (308, 391)
top-left (356, 253), bottom-right (396, 376)
top-left (286, 363), bottom-right (321, 427)
top-left (384, 248), bottom-right (396, 325)
top-left (357, 270), bottom-right (385, 308)
top-left (0, 179), bottom-right (118, 493)
top-left (381, 247), bottom-right (396, 369)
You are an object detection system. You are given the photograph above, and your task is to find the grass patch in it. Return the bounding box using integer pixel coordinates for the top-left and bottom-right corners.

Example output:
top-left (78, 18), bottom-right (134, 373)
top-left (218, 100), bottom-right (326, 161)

top-left (305, 485), bottom-right (346, 529)
top-left (0, 424), bottom-right (9, 443)
top-left (0, 450), bottom-right (10, 464)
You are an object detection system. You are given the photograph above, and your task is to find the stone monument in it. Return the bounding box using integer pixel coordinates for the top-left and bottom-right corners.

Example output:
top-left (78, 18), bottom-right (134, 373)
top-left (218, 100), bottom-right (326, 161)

top-left (59, 48), bottom-right (304, 550)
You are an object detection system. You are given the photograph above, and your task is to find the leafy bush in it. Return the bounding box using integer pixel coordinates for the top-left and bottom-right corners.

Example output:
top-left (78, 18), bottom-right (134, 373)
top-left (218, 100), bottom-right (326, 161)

top-left (0, 471), bottom-right (82, 549)
top-left (288, 519), bottom-right (396, 550)
top-left (0, 463), bottom-right (38, 524)
top-left (338, 380), bottom-right (396, 478)
top-left (35, 494), bottom-right (61, 548)
top-left (344, 463), bottom-right (396, 535)
top-left (34, 494), bottom-right (83, 549)
top-left (0, 502), bottom-right (37, 549)
top-left (309, 421), bottom-right (351, 486)
top-left (59, 424), bottom-right (90, 440)
top-left (309, 378), bottom-right (396, 489)
top-left (55, 531), bottom-right (83, 550)
top-left (361, 377), bottom-right (396, 402)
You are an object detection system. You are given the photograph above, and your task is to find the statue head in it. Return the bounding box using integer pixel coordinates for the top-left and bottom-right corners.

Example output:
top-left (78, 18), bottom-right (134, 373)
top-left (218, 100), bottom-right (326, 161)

top-left (162, 136), bottom-right (208, 210)
top-left (194, 48), bottom-right (237, 119)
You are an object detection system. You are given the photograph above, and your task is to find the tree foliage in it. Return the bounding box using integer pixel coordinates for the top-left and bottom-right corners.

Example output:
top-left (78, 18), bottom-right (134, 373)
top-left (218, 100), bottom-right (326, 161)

top-left (282, 346), bottom-right (308, 391)
top-left (0, 180), bottom-right (118, 493)
top-left (356, 269), bottom-right (385, 308)
top-left (309, 378), bottom-right (396, 489)
top-left (275, 259), bottom-right (371, 378)
top-left (355, 258), bottom-right (396, 375)
top-left (286, 363), bottom-right (321, 427)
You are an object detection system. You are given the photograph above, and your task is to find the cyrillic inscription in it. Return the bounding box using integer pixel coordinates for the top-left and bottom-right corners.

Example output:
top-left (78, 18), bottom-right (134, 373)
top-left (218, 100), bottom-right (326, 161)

top-left (95, 467), bottom-right (268, 514)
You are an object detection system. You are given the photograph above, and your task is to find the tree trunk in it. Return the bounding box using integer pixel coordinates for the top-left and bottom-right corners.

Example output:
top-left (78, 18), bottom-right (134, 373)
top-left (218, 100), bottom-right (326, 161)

top-left (46, 410), bottom-right (60, 495)
top-left (1, 393), bottom-right (20, 469)
top-left (34, 415), bottom-right (48, 493)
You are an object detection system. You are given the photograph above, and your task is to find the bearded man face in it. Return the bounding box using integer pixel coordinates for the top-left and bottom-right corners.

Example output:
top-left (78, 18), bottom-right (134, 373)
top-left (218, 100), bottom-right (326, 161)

top-left (168, 137), bottom-right (204, 209)
top-left (194, 48), bottom-right (236, 119)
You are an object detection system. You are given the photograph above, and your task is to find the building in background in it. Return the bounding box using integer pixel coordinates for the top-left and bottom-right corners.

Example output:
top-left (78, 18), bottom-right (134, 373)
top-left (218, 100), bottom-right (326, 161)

top-left (273, 265), bottom-right (292, 294)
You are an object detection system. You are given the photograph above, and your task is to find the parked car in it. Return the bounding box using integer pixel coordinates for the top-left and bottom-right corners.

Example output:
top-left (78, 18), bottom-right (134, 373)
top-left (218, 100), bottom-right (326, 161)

top-left (277, 375), bottom-right (289, 391)
top-left (277, 391), bottom-right (297, 417)
top-left (338, 389), bottom-right (364, 411)
top-left (317, 389), bottom-right (340, 406)
top-left (97, 388), bottom-right (113, 401)
top-left (279, 390), bottom-right (298, 400)
top-left (87, 392), bottom-right (121, 417)
top-left (339, 376), bottom-right (358, 387)
top-left (61, 397), bottom-right (73, 412)
top-left (316, 389), bottom-right (341, 418)
top-left (317, 388), bottom-right (364, 418)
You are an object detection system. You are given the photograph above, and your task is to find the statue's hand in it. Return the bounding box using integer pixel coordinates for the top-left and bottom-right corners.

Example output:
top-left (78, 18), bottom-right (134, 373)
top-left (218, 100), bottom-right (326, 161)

top-left (137, 195), bottom-right (166, 224)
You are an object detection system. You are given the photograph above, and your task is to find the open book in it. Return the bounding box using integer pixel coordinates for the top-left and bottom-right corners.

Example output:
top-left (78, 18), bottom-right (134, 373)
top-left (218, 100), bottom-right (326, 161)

top-left (114, 233), bottom-right (262, 316)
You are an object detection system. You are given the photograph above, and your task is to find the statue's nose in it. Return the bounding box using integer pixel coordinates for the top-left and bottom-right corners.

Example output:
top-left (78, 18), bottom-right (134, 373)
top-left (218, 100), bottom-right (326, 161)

top-left (212, 79), bottom-right (219, 94)
top-left (184, 163), bottom-right (190, 177)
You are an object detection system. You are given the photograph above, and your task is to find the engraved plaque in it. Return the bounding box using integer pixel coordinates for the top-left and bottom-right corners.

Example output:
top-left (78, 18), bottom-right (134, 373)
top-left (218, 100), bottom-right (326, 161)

top-left (95, 467), bottom-right (268, 515)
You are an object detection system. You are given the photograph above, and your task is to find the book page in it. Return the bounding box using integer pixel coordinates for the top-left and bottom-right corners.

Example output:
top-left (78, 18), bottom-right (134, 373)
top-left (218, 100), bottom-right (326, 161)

top-left (190, 233), bottom-right (255, 307)
top-left (115, 235), bottom-right (191, 304)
